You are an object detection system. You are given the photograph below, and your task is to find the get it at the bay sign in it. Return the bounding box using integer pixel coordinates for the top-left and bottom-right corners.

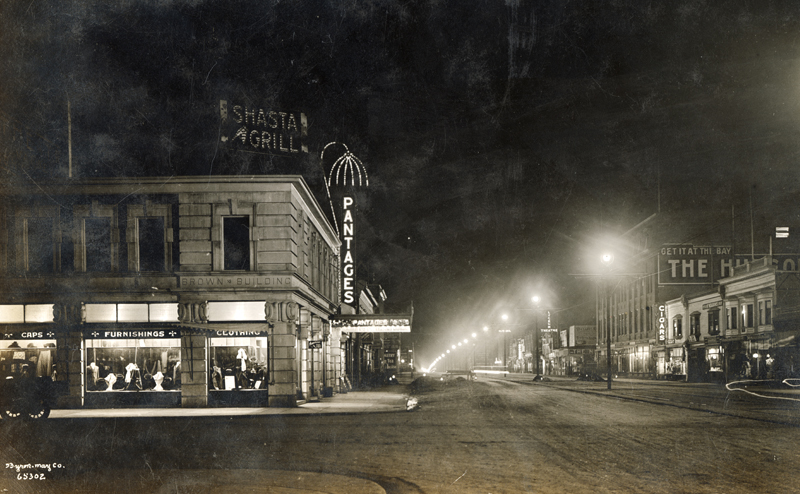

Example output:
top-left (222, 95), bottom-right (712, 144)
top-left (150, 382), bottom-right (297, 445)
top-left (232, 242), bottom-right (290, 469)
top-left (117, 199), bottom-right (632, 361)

top-left (658, 244), bottom-right (733, 285)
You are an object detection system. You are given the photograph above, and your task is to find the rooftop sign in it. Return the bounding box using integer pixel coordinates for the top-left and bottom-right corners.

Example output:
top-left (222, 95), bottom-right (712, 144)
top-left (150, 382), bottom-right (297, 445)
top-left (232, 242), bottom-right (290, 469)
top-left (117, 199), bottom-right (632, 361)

top-left (219, 100), bottom-right (307, 155)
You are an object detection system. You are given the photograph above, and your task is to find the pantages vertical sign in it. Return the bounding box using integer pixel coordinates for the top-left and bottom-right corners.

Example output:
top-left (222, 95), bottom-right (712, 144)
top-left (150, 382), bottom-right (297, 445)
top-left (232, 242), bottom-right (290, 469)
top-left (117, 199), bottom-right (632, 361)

top-left (342, 196), bottom-right (356, 304)
top-left (219, 100), bottom-right (308, 155)
top-left (323, 143), bottom-right (369, 308)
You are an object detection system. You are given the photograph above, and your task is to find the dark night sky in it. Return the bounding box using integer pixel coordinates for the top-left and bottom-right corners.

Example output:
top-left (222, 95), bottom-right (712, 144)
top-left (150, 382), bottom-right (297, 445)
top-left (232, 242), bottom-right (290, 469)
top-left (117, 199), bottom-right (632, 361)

top-left (4, 0), bottom-right (800, 365)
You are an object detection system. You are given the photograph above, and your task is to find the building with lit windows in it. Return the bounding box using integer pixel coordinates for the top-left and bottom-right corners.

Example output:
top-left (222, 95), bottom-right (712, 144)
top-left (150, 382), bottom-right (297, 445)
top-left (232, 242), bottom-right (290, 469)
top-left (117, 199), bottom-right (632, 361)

top-left (596, 211), bottom-right (800, 382)
top-left (0, 176), bottom-right (342, 408)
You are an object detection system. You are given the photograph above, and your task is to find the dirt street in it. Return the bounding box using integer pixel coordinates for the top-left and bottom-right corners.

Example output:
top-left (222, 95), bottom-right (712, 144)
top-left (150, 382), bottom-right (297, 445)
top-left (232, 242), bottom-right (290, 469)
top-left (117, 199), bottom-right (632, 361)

top-left (1, 378), bottom-right (799, 493)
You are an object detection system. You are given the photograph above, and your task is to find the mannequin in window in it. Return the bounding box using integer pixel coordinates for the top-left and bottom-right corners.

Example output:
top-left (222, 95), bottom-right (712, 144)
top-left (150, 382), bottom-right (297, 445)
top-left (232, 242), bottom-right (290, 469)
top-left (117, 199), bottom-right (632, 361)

top-left (38, 344), bottom-right (54, 378)
top-left (124, 362), bottom-right (142, 390)
top-left (210, 359), bottom-right (222, 390)
top-left (236, 349), bottom-right (248, 388)
top-left (153, 371), bottom-right (164, 391)
top-left (104, 372), bottom-right (117, 391)
top-left (87, 362), bottom-right (100, 391)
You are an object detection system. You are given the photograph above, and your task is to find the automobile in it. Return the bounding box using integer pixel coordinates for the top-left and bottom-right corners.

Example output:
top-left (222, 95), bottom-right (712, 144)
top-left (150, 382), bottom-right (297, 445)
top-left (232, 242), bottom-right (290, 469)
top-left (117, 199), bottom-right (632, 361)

top-left (0, 372), bottom-right (68, 420)
top-left (442, 370), bottom-right (477, 382)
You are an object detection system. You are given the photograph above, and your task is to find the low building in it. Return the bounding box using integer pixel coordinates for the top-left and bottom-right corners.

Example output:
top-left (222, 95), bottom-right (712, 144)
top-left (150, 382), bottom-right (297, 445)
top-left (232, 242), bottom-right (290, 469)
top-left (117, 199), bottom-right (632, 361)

top-left (660, 256), bottom-right (800, 382)
top-left (0, 176), bottom-right (341, 408)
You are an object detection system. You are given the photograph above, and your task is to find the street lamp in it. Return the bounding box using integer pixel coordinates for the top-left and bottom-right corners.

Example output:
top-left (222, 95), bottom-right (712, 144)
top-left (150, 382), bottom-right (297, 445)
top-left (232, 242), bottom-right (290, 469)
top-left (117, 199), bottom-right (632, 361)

top-left (601, 252), bottom-right (614, 390)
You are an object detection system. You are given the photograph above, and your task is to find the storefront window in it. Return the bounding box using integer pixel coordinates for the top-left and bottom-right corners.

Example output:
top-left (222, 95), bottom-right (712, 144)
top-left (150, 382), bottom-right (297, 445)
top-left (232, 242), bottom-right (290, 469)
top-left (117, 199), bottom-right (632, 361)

top-left (667, 348), bottom-right (684, 375)
top-left (707, 347), bottom-right (723, 372)
top-left (209, 334), bottom-right (268, 390)
top-left (0, 339), bottom-right (57, 379)
top-left (85, 332), bottom-right (181, 392)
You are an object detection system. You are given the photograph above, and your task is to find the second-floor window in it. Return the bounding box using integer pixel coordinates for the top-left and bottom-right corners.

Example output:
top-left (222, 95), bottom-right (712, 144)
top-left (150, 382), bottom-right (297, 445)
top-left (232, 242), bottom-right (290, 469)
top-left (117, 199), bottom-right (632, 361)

top-left (708, 310), bottom-right (720, 335)
top-left (742, 303), bottom-right (754, 328)
top-left (759, 300), bottom-right (773, 326)
top-left (85, 218), bottom-right (111, 272)
top-left (138, 218), bottom-right (165, 272)
top-left (690, 312), bottom-right (701, 338)
top-left (673, 316), bottom-right (682, 339)
top-left (223, 216), bottom-right (250, 271)
top-left (26, 217), bottom-right (54, 273)
top-left (765, 300), bottom-right (772, 325)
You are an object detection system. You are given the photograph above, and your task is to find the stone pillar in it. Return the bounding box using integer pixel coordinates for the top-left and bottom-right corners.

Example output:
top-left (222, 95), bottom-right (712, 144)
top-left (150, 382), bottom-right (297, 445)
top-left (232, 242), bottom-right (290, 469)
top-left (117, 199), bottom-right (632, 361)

top-left (329, 327), bottom-right (342, 393)
top-left (178, 301), bottom-right (209, 407)
top-left (267, 301), bottom-right (299, 407)
top-left (53, 303), bottom-right (84, 408)
top-left (298, 309), bottom-right (311, 400)
top-left (180, 333), bottom-right (208, 407)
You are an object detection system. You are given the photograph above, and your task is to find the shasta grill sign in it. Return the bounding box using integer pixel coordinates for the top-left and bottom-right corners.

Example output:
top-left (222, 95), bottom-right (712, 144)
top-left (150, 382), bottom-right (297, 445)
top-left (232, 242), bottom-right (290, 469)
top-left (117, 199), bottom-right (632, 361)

top-left (219, 100), bottom-right (308, 155)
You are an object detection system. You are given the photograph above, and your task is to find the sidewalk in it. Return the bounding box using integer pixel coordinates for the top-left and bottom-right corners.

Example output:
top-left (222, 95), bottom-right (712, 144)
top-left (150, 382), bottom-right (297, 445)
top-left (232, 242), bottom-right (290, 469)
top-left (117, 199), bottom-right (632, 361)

top-left (47, 387), bottom-right (410, 419)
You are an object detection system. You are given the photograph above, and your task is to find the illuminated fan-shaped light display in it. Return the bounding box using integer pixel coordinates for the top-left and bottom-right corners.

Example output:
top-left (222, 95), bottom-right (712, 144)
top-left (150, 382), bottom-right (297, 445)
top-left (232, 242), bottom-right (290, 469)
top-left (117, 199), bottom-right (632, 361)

top-left (323, 142), bottom-right (369, 187)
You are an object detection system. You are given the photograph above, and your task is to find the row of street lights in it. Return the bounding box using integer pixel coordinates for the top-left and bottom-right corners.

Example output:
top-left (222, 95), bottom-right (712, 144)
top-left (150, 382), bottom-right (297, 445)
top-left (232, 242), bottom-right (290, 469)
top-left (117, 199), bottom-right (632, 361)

top-left (424, 295), bottom-right (552, 375)
top-left (424, 251), bottom-right (619, 387)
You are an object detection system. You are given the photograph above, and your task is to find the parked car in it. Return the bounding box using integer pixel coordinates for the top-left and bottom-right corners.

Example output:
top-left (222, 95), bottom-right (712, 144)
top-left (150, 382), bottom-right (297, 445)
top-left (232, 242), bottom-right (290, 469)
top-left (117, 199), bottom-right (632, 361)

top-left (0, 372), bottom-right (68, 420)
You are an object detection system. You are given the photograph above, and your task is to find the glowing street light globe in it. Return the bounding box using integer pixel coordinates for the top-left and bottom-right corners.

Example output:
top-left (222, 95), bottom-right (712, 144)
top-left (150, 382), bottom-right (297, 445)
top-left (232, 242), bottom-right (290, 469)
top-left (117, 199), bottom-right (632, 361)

top-left (601, 253), bottom-right (615, 266)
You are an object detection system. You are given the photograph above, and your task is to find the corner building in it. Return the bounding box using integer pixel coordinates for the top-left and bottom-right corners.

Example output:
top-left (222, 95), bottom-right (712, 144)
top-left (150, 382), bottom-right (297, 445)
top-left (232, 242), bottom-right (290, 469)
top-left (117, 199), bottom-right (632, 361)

top-left (0, 176), bottom-right (341, 408)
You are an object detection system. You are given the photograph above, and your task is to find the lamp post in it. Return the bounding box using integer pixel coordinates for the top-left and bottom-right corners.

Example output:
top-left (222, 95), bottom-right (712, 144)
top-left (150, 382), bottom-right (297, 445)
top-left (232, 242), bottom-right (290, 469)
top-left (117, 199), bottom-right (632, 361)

top-left (500, 314), bottom-right (511, 374)
top-left (532, 295), bottom-right (541, 377)
top-left (601, 252), bottom-right (614, 390)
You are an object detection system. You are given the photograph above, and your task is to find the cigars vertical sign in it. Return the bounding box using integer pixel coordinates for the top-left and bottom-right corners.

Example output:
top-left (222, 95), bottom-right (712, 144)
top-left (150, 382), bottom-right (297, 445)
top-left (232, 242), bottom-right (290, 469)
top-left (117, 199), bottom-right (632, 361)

top-left (219, 100), bottom-right (308, 155)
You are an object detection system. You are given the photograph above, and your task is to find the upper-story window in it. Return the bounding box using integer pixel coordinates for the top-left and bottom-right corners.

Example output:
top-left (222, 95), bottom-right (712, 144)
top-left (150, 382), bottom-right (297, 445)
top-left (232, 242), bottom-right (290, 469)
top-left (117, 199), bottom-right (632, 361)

top-left (707, 309), bottom-right (720, 335)
top-left (765, 300), bottom-right (772, 325)
top-left (742, 303), bottom-right (754, 328)
top-left (672, 315), bottom-right (682, 339)
top-left (138, 218), bottom-right (166, 272)
top-left (728, 307), bottom-right (737, 329)
top-left (26, 217), bottom-right (55, 273)
top-left (127, 203), bottom-right (172, 273)
top-left (84, 218), bottom-right (112, 272)
top-left (74, 202), bottom-right (118, 273)
top-left (690, 312), bottom-right (701, 338)
top-left (223, 216), bottom-right (251, 271)
top-left (759, 300), bottom-right (773, 326)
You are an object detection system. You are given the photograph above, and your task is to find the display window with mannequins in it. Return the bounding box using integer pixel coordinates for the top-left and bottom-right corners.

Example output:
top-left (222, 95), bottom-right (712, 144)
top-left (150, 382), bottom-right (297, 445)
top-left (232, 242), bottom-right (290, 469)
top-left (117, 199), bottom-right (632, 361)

top-left (0, 339), bottom-right (57, 380)
top-left (84, 336), bottom-right (181, 392)
top-left (208, 335), bottom-right (268, 391)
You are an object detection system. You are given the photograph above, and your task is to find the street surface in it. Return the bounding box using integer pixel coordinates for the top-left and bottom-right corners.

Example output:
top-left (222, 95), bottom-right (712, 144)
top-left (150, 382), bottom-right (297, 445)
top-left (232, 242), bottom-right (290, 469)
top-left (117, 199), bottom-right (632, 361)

top-left (1, 376), bottom-right (799, 493)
